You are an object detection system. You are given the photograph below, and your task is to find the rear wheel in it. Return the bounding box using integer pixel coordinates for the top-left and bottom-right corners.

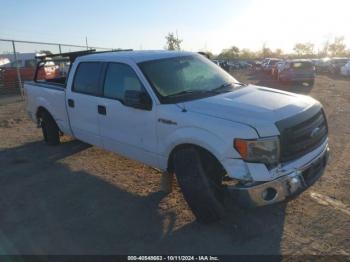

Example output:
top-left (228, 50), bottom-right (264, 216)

top-left (173, 146), bottom-right (226, 223)
top-left (39, 111), bottom-right (60, 145)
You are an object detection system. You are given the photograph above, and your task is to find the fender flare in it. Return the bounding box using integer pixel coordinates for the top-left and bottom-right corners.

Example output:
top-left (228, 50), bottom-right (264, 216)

top-left (35, 97), bottom-right (54, 121)
top-left (163, 127), bottom-right (240, 171)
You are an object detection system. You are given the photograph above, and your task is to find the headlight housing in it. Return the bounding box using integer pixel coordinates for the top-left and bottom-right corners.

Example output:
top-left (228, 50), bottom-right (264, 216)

top-left (234, 137), bottom-right (280, 167)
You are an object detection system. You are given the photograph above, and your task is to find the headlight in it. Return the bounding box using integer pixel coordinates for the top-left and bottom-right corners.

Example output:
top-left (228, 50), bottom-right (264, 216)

top-left (234, 137), bottom-right (280, 166)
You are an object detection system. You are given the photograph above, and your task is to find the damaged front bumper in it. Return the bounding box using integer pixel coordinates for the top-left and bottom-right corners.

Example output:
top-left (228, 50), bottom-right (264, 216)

top-left (228, 145), bottom-right (329, 207)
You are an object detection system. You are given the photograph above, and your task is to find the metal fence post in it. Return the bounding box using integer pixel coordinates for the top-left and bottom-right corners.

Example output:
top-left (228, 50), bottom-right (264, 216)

top-left (11, 41), bottom-right (24, 99)
top-left (0, 38), bottom-right (113, 99)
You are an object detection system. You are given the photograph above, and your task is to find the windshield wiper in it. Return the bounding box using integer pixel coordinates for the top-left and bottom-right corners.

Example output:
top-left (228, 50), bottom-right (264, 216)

top-left (166, 82), bottom-right (247, 98)
top-left (234, 82), bottom-right (247, 86)
top-left (167, 90), bottom-right (210, 97)
top-left (211, 82), bottom-right (246, 93)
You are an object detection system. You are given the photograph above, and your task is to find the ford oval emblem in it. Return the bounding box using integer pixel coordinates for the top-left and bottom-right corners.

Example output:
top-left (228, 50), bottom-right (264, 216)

top-left (310, 127), bottom-right (320, 138)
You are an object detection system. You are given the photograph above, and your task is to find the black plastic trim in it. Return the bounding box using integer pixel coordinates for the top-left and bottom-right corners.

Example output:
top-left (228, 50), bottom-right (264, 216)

top-left (276, 104), bottom-right (328, 162)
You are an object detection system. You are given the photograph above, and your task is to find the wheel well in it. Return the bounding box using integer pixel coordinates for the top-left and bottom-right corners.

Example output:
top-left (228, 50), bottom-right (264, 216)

top-left (36, 106), bottom-right (55, 127)
top-left (167, 144), bottom-right (225, 174)
top-left (36, 106), bottom-right (48, 122)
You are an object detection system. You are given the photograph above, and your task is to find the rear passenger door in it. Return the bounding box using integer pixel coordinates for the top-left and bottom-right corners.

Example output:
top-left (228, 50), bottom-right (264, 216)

top-left (97, 62), bottom-right (158, 167)
top-left (66, 62), bottom-right (103, 147)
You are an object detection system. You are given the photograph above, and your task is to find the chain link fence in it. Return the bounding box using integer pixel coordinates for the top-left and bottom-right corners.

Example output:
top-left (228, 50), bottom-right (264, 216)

top-left (0, 39), bottom-right (113, 98)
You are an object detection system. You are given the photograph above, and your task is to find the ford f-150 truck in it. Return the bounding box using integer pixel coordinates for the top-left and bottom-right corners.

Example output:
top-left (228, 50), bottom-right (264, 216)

top-left (24, 50), bottom-right (329, 223)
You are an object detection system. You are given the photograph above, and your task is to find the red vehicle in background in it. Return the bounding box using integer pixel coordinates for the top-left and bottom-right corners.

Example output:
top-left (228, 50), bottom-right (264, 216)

top-left (0, 53), bottom-right (60, 89)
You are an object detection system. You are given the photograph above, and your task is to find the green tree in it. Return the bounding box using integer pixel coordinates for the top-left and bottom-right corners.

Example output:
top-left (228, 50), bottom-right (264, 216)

top-left (293, 42), bottom-right (314, 57)
top-left (218, 46), bottom-right (240, 60)
top-left (239, 48), bottom-right (256, 59)
top-left (319, 40), bottom-right (330, 57)
top-left (261, 43), bottom-right (272, 58)
top-left (274, 48), bottom-right (283, 58)
top-left (328, 36), bottom-right (346, 57)
top-left (205, 51), bottom-right (214, 59)
top-left (165, 32), bottom-right (182, 50)
top-left (198, 51), bottom-right (214, 59)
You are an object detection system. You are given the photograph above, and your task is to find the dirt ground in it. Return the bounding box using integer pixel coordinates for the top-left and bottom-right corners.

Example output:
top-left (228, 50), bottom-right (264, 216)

top-left (0, 71), bottom-right (349, 255)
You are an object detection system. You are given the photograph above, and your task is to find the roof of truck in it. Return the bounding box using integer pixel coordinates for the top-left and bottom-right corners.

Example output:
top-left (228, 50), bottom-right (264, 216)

top-left (79, 50), bottom-right (194, 63)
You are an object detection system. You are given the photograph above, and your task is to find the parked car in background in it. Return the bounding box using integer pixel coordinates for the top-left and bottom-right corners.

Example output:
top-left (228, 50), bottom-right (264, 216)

top-left (252, 61), bottom-right (262, 71)
top-left (227, 61), bottom-right (240, 70)
top-left (328, 58), bottom-right (350, 75)
top-left (212, 60), bottom-right (220, 66)
top-left (311, 59), bottom-right (320, 65)
top-left (263, 58), bottom-right (280, 74)
top-left (271, 61), bottom-right (285, 79)
top-left (278, 59), bottom-right (315, 86)
top-left (340, 61), bottom-right (350, 76)
top-left (261, 58), bottom-right (270, 67)
top-left (275, 61), bottom-right (287, 80)
top-left (0, 53), bottom-right (61, 88)
top-left (314, 58), bottom-right (331, 73)
top-left (219, 61), bottom-right (230, 72)
top-left (0, 54), bottom-right (37, 87)
top-left (238, 61), bottom-right (252, 69)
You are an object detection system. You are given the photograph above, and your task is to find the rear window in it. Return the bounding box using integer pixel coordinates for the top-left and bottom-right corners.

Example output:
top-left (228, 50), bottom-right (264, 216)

top-left (291, 62), bottom-right (313, 69)
top-left (73, 62), bottom-right (103, 96)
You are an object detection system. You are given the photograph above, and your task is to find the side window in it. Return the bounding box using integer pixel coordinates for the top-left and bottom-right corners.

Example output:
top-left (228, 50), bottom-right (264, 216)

top-left (103, 63), bottom-right (144, 101)
top-left (73, 62), bottom-right (103, 96)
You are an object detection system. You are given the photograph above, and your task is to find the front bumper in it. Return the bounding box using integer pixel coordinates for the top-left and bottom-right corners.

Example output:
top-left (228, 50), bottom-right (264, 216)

top-left (228, 145), bottom-right (329, 207)
top-left (290, 77), bottom-right (315, 82)
top-left (284, 74), bottom-right (315, 82)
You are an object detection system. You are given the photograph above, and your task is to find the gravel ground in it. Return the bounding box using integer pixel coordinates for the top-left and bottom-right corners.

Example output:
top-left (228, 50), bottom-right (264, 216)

top-left (0, 71), bottom-right (349, 255)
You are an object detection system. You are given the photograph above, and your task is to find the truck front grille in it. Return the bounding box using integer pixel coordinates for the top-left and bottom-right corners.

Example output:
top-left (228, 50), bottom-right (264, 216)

top-left (276, 106), bottom-right (328, 162)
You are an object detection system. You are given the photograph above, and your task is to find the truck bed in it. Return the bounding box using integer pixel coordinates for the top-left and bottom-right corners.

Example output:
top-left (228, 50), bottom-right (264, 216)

top-left (24, 81), bottom-right (72, 136)
top-left (25, 80), bottom-right (66, 91)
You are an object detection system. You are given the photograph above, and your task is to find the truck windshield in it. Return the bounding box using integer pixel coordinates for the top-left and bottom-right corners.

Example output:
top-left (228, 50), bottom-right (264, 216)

top-left (138, 55), bottom-right (242, 103)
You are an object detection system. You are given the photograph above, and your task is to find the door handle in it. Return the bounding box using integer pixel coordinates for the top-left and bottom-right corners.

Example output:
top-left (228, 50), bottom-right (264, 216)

top-left (98, 105), bottom-right (106, 115)
top-left (68, 99), bottom-right (74, 108)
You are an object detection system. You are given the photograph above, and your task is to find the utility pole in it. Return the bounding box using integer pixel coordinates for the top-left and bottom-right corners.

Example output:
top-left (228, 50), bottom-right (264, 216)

top-left (85, 36), bottom-right (89, 50)
top-left (11, 41), bottom-right (24, 99)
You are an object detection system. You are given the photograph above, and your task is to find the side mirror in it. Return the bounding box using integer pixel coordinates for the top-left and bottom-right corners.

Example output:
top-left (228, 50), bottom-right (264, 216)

top-left (124, 90), bottom-right (152, 111)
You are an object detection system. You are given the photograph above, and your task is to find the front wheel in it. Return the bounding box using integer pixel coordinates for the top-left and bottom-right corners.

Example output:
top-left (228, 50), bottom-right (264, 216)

top-left (173, 146), bottom-right (226, 223)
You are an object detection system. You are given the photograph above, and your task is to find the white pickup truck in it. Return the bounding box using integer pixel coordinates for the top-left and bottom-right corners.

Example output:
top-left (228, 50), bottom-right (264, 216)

top-left (25, 50), bottom-right (329, 223)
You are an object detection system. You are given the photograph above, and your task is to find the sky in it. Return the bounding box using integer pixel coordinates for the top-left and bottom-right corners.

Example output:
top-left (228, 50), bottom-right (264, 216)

top-left (1, 0), bottom-right (349, 54)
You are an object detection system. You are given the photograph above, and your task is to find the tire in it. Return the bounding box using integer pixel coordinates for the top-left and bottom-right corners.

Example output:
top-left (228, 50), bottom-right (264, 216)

top-left (39, 111), bottom-right (60, 145)
top-left (173, 146), bottom-right (226, 223)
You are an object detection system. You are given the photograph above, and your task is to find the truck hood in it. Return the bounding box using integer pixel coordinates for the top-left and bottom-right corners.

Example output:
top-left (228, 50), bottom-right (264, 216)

top-left (180, 85), bottom-right (318, 137)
